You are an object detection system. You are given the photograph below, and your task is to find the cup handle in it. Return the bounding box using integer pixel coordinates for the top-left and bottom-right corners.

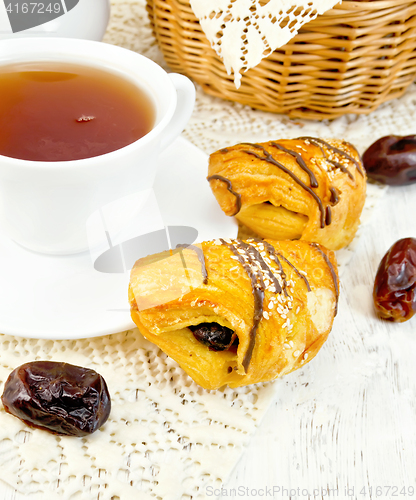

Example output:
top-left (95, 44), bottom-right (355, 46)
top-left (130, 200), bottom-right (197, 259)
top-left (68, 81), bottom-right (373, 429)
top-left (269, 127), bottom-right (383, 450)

top-left (160, 73), bottom-right (196, 151)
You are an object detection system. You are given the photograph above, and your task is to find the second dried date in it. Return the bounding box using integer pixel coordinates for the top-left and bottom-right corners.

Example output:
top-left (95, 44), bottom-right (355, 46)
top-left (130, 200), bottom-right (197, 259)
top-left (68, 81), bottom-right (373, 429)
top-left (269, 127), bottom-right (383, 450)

top-left (363, 135), bottom-right (416, 185)
top-left (373, 238), bottom-right (416, 322)
top-left (1, 361), bottom-right (111, 436)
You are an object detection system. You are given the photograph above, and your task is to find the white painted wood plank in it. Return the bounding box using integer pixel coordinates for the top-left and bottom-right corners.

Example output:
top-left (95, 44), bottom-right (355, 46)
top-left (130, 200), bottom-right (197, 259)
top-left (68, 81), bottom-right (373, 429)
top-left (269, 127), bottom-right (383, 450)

top-left (221, 183), bottom-right (416, 499)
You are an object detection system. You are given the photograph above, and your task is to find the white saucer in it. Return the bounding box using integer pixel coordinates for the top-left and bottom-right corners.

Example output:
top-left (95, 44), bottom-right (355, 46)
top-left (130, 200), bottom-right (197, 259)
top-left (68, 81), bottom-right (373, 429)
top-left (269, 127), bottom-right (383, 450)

top-left (0, 137), bottom-right (237, 339)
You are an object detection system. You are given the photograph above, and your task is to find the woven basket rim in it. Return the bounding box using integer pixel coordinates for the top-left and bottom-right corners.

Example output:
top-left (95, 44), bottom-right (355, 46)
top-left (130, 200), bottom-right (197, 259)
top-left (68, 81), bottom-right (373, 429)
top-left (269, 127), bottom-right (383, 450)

top-left (147, 0), bottom-right (416, 119)
top-left (320, 0), bottom-right (415, 8)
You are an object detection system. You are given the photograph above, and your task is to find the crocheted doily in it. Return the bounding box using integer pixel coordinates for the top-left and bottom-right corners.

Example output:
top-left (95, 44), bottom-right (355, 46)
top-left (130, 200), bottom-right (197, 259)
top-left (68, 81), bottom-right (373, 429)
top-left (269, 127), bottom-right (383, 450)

top-left (2, 0), bottom-right (415, 498)
top-left (189, 0), bottom-right (342, 87)
top-left (0, 332), bottom-right (276, 499)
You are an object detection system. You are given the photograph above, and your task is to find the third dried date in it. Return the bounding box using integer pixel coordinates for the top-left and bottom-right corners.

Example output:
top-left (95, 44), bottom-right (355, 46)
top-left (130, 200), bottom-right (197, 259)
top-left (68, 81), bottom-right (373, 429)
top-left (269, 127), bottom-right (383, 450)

top-left (373, 238), bottom-right (416, 322)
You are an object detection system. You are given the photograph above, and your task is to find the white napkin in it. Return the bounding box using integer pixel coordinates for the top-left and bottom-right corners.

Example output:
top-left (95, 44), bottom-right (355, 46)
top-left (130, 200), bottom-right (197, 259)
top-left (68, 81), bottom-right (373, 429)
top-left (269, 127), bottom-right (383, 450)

top-left (190, 0), bottom-right (342, 87)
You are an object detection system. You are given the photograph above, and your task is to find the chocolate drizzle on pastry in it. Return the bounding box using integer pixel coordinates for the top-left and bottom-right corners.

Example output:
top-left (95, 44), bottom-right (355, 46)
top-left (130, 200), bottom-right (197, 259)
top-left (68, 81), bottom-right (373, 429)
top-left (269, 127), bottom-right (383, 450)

top-left (218, 238), bottom-right (307, 372)
top-left (261, 240), bottom-right (288, 296)
top-left (329, 187), bottom-right (340, 206)
top-left (176, 244), bottom-right (208, 285)
top-left (270, 142), bottom-right (319, 188)
top-left (328, 158), bottom-right (355, 181)
top-left (241, 143), bottom-right (326, 228)
top-left (219, 238), bottom-right (265, 372)
top-left (310, 242), bottom-right (339, 315)
top-left (275, 253), bottom-right (311, 292)
top-left (330, 140), bottom-right (364, 177)
top-left (207, 174), bottom-right (242, 216)
top-left (298, 136), bottom-right (363, 179)
top-left (325, 206), bottom-right (332, 226)
top-left (241, 240), bottom-right (283, 294)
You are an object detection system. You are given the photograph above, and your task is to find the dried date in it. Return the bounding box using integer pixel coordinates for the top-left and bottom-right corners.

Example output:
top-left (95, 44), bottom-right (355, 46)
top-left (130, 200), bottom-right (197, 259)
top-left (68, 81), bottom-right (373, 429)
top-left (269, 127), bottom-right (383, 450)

top-left (1, 361), bottom-right (111, 436)
top-left (363, 135), bottom-right (416, 185)
top-left (373, 238), bottom-right (416, 322)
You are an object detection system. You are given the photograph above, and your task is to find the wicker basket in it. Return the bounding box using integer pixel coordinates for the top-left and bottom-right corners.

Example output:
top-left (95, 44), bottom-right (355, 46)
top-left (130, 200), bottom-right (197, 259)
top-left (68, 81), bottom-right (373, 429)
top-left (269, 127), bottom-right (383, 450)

top-left (146, 0), bottom-right (416, 119)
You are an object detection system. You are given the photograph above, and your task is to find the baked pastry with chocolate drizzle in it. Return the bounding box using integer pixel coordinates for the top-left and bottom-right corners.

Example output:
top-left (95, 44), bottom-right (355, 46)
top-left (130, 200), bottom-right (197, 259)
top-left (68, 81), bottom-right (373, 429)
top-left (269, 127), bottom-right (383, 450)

top-left (208, 138), bottom-right (366, 250)
top-left (129, 238), bottom-right (338, 390)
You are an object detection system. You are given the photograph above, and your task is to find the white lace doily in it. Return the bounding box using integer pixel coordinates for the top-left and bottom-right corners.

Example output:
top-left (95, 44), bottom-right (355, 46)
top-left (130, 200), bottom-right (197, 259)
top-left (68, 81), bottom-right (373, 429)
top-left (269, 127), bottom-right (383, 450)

top-left (189, 0), bottom-right (342, 87)
top-left (0, 332), bottom-right (276, 499)
top-left (1, 1), bottom-right (414, 498)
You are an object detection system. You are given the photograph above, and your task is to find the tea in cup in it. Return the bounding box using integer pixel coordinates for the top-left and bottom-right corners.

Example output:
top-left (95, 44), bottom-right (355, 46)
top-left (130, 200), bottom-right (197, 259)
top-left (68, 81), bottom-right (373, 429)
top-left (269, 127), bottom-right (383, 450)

top-left (0, 61), bottom-right (155, 161)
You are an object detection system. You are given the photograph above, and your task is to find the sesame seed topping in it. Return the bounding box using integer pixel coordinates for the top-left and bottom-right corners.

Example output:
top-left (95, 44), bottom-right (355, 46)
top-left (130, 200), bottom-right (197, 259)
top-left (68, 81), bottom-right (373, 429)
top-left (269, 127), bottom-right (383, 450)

top-left (284, 343), bottom-right (290, 349)
top-left (263, 311), bottom-right (269, 320)
top-left (289, 341), bottom-right (294, 348)
top-left (293, 350), bottom-right (301, 357)
top-left (304, 353), bottom-right (309, 360)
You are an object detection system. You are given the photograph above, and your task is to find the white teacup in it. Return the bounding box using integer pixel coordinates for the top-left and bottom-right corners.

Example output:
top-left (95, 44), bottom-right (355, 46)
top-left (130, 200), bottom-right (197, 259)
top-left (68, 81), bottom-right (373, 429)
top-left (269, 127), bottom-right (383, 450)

top-left (0, 37), bottom-right (195, 255)
top-left (0, 0), bottom-right (110, 41)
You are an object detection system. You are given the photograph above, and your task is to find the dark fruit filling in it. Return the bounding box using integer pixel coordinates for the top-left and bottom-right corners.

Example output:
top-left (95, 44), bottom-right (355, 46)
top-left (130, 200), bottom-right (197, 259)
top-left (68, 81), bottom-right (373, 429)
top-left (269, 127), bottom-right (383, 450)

top-left (189, 322), bottom-right (238, 351)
